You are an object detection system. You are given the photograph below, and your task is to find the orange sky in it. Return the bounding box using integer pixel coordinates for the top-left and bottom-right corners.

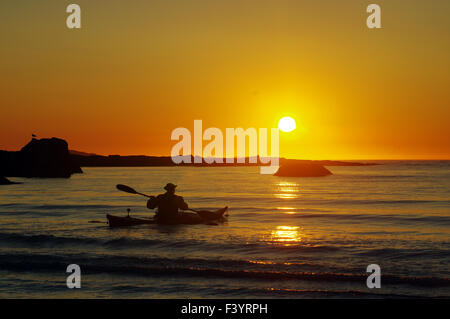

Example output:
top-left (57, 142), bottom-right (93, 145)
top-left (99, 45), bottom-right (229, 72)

top-left (0, 0), bottom-right (449, 159)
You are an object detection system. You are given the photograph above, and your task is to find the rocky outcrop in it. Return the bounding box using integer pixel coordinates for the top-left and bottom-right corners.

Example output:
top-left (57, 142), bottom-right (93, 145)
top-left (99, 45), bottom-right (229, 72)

top-left (274, 162), bottom-right (332, 177)
top-left (0, 138), bottom-right (83, 178)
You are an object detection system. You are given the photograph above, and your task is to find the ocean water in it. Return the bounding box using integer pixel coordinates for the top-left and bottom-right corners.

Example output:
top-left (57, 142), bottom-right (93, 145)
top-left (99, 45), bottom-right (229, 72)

top-left (0, 161), bottom-right (449, 298)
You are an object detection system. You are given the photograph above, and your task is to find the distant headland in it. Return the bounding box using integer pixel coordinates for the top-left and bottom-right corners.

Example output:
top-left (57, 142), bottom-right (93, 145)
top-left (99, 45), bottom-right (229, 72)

top-left (0, 137), bottom-right (378, 179)
top-left (0, 137), bottom-right (82, 178)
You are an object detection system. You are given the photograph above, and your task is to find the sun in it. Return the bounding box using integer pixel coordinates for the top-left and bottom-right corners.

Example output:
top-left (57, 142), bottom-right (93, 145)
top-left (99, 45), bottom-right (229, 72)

top-left (278, 117), bottom-right (296, 132)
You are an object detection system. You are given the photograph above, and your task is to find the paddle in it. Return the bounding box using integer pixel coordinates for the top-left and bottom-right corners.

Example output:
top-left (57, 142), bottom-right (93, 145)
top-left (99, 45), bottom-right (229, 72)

top-left (116, 184), bottom-right (153, 198)
top-left (115, 184), bottom-right (225, 219)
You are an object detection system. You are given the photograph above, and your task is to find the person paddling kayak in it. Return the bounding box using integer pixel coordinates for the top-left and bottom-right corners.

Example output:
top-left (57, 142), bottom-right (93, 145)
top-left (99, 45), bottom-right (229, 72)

top-left (147, 183), bottom-right (190, 224)
top-left (110, 183), bottom-right (228, 226)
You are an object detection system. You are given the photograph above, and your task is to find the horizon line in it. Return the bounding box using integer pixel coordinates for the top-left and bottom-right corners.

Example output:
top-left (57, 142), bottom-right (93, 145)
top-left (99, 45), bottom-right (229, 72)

top-left (69, 152), bottom-right (450, 161)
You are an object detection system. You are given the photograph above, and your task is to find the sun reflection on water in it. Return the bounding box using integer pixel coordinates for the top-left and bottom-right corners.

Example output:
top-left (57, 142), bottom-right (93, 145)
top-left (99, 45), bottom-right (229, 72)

top-left (275, 182), bottom-right (299, 199)
top-left (276, 207), bottom-right (297, 214)
top-left (270, 226), bottom-right (302, 245)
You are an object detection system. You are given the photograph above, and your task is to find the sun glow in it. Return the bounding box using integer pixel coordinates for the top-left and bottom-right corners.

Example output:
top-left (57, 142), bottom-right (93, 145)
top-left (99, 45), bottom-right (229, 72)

top-left (270, 226), bottom-right (301, 245)
top-left (278, 117), bottom-right (296, 132)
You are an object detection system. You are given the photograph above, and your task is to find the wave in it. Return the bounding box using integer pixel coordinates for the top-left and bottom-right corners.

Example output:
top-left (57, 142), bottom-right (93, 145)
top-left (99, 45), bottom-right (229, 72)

top-left (287, 213), bottom-right (450, 225)
top-left (224, 198), bottom-right (450, 207)
top-left (313, 199), bottom-right (447, 205)
top-left (0, 233), bottom-right (100, 246)
top-left (355, 175), bottom-right (419, 179)
top-left (107, 284), bottom-right (436, 298)
top-left (357, 247), bottom-right (450, 259)
top-left (1, 232), bottom-right (448, 258)
top-left (0, 204), bottom-right (132, 211)
top-left (0, 231), bottom-right (339, 253)
top-left (0, 210), bottom-right (74, 217)
top-left (200, 287), bottom-right (436, 299)
top-left (0, 253), bottom-right (448, 288)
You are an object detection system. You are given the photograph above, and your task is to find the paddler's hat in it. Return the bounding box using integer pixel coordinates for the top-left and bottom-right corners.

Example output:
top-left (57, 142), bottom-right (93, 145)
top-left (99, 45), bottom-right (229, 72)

top-left (164, 183), bottom-right (177, 191)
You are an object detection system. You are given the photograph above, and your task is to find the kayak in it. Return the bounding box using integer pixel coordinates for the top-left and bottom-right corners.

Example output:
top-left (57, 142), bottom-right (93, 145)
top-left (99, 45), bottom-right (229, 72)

top-left (106, 207), bottom-right (228, 227)
top-left (106, 214), bottom-right (154, 227)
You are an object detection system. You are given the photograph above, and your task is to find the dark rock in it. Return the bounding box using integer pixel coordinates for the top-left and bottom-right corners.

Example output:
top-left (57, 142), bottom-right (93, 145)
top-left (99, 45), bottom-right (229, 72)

top-left (0, 138), bottom-right (83, 178)
top-left (274, 162), bottom-right (332, 177)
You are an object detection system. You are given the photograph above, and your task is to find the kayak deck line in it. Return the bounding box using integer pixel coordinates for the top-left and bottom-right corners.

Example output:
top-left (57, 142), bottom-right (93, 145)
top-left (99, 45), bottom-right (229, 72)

top-left (106, 206), bottom-right (228, 227)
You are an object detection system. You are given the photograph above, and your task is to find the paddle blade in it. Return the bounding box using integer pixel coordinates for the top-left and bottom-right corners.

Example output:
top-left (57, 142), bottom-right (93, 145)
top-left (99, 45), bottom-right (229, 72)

top-left (116, 184), bottom-right (138, 194)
